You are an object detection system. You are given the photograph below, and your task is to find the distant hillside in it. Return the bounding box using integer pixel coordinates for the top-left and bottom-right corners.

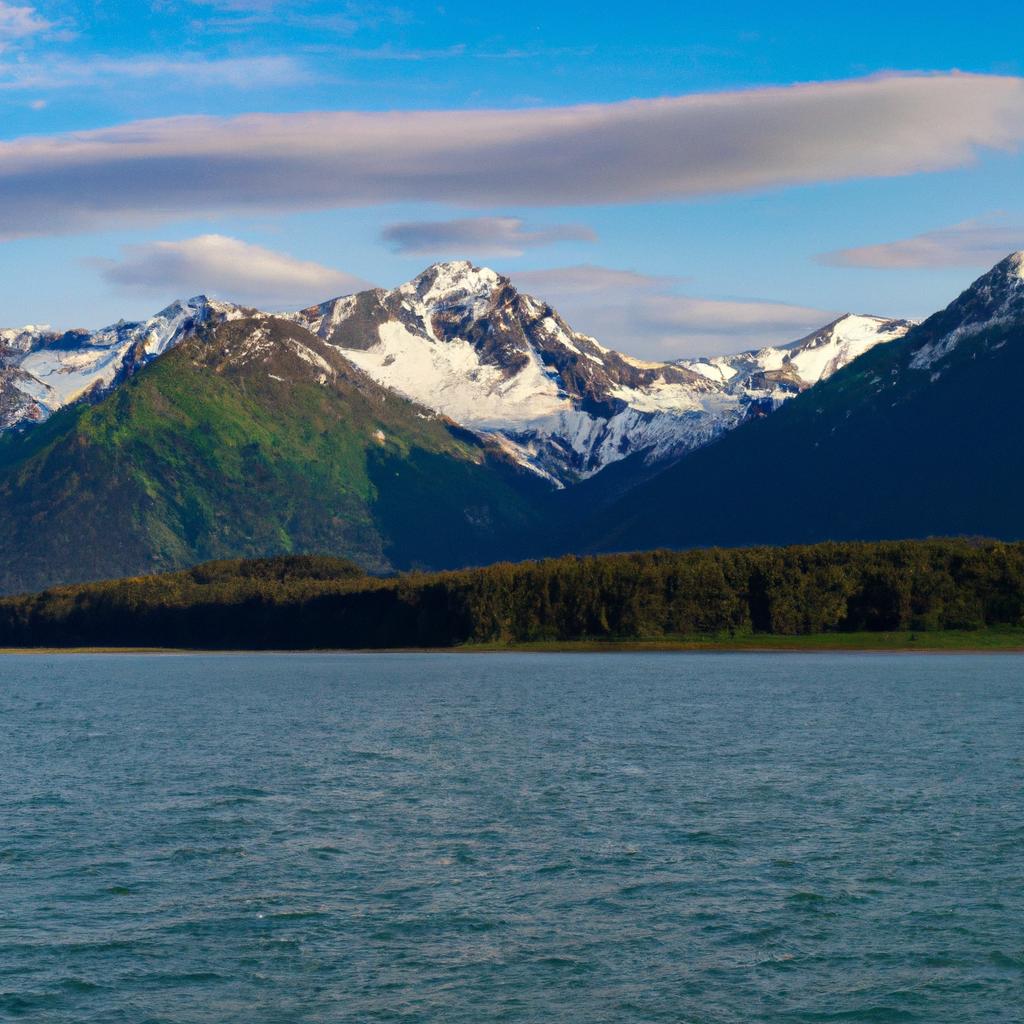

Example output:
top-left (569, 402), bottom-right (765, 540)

top-left (2, 539), bottom-right (1022, 649)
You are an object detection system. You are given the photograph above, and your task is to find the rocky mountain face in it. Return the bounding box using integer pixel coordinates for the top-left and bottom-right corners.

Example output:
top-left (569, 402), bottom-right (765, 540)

top-left (287, 262), bottom-right (912, 483)
top-left (0, 261), bottom-right (910, 484)
top-left (581, 252), bottom-right (1024, 554)
top-left (906, 251), bottom-right (1024, 371)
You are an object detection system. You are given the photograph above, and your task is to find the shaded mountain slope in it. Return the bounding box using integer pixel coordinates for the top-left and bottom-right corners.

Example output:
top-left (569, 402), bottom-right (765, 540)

top-left (584, 254), bottom-right (1024, 552)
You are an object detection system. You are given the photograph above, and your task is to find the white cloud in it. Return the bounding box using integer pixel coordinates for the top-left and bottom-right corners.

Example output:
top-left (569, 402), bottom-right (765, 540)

top-left (0, 53), bottom-right (304, 91)
top-left (0, 2), bottom-right (51, 52)
top-left (511, 265), bottom-right (835, 359)
top-left (820, 216), bottom-right (1024, 268)
top-left (0, 73), bottom-right (1022, 239)
top-left (96, 234), bottom-right (372, 308)
top-left (381, 216), bottom-right (596, 256)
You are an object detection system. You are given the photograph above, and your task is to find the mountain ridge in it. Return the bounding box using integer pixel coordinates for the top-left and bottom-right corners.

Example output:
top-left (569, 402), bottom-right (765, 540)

top-left (1, 260), bottom-right (911, 484)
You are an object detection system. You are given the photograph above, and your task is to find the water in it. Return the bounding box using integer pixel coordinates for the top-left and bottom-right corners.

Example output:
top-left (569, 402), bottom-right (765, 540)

top-left (1, 653), bottom-right (1022, 1023)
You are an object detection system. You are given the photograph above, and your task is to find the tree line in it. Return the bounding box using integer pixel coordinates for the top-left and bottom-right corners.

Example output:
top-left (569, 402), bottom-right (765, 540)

top-left (0, 540), bottom-right (1022, 649)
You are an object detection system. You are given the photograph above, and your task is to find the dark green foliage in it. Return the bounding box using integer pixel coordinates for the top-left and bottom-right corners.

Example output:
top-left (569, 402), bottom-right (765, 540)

top-left (1, 539), bottom-right (1022, 650)
top-left (367, 446), bottom-right (550, 570)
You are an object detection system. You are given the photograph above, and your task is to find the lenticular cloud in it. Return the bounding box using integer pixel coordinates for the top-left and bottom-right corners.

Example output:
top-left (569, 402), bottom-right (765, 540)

top-left (1, 72), bottom-right (1023, 238)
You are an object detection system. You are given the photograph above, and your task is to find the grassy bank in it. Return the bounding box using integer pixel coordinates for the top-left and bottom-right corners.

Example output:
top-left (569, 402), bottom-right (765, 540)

top-left (2, 627), bottom-right (1024, 654)
top-left (460, 627), bottom-right (1024, 652)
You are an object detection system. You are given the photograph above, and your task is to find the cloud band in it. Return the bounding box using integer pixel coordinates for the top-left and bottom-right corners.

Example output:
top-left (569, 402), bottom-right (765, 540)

top-left (820, 217), bottom-right (1024, 268)
top-left (1, 73), bottom-right (1022, 238)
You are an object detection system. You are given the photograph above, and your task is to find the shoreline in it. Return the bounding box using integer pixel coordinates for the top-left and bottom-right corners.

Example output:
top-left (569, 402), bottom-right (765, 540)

top-left (3, 632), bottom-right (1024, 656)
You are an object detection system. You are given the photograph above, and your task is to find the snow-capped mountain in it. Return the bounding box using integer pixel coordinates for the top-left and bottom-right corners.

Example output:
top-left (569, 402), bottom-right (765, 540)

top-left (0, 297), bottom-right (243, 429)
top-left (1, 261), bottom-right (911, 482)
top-left (679, 314), bottom-right (913, 392)
top-left (286, 262), bottom-right (912, 482)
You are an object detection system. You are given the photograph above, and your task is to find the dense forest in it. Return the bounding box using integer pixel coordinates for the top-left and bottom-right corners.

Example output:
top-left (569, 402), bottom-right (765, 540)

top-left (1, 539), bottom-right (1023, 649)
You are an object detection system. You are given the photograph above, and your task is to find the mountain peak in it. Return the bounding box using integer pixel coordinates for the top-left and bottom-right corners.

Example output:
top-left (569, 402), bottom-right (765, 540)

top-left (983, 250), bottom-right (1024, 286)
top-left (778, 312), bottom-right (912, 357)
top-left (403, 261), bottom-right (503, 309)
top-left (149, 295), bottom-right (207, 322)
top-left (907, 251), bottom-right (1024, 370)
top-left (2, 261), bottom-right (913, 484)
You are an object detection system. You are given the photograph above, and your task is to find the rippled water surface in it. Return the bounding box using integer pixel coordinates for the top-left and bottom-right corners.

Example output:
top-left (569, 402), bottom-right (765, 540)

top-left (1, 652), bottom-right (1023, 1022)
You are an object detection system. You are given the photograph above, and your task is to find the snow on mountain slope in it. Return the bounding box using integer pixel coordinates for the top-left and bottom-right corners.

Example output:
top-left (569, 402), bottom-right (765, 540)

top-left (679, 314), bottom-right (913, 390)
top-left (909, 251), bottom-right (1024, 371)
top-left (1, 261), bottom-right (912, 484)
top-left (0, 297), bottom-right (243, 428)
top-left (287, 262), bottom-right (912, 482)
top-left (344, 319), bottom-right (566, 429)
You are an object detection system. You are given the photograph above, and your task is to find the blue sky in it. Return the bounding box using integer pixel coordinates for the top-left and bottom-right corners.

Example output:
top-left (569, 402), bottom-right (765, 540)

top-left (1, 0), bottom-right (1023, 356)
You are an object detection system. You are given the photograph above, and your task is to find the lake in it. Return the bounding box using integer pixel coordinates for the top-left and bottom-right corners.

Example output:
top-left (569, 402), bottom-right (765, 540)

top-left (1, 652), bottom-right (1022, 1022)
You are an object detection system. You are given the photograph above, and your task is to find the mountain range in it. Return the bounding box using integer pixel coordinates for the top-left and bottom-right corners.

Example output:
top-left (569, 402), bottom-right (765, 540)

top-left (1, 262), bottom-right (910, 483)
top-left (0, 254), bottom-right (1020, 594)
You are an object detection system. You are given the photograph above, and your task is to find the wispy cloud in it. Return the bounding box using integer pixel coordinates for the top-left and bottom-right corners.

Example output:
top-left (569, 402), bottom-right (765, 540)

top-left (95, 234), bottom-right (372, 308)
top-left (820, 216), bottom-right (1024, 268)
top-left (382, 216), bottom-right (596, 257)
top-left (474, 45), bottom-right (598, 61)
top-left (329, 43), bottom-right (467, 61)
top-left (0, 53), bottom-right (305, 91)
top-left (184, 0), bottom-right (404, 34)
top-left (513, 265), bottom-right (686, 296)
top-left (512, 266), bottom-right (835, 358)
top-left (0, 1), bottom-right (52, 51)
top-left (1, 73), bottom-right (1023, 238)
top-left (189, 0), bottom-right (279, 9)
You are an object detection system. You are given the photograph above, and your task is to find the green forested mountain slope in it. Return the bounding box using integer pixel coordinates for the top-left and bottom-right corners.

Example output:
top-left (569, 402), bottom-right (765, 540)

top-left (0, 317), bottom-right (547, 594)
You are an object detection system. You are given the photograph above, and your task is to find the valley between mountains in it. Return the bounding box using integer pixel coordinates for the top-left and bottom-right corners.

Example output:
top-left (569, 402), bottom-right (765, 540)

top-left (1, 255), bottom-right (1022, 594)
